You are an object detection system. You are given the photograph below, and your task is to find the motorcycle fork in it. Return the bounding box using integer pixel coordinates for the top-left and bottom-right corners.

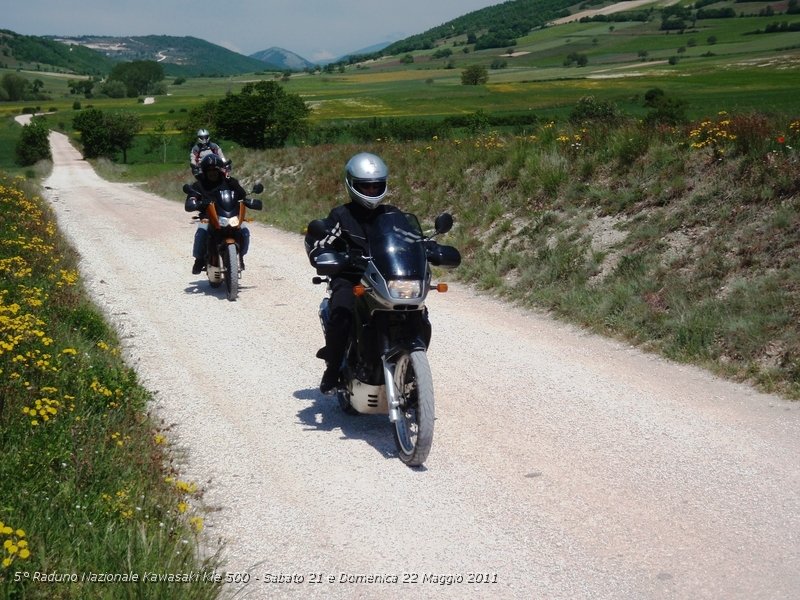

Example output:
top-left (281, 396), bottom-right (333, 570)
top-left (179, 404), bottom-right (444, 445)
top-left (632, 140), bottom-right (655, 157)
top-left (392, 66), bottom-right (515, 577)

top-left (377, 313), bottom-right (428, 423)
top-left (381, 346), bottom-right (402, 423)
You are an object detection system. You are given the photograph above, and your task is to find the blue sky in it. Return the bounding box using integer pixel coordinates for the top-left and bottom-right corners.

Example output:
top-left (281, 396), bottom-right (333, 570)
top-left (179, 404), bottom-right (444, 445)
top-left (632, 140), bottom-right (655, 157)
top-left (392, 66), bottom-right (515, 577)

top-left (4, 0), bottom-right (502, 62)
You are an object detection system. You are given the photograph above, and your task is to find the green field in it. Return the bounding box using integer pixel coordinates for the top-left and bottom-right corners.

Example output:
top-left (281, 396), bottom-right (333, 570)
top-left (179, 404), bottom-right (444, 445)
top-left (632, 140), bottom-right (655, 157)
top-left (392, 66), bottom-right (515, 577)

top-left (3, 9), bottom-right (799, 132)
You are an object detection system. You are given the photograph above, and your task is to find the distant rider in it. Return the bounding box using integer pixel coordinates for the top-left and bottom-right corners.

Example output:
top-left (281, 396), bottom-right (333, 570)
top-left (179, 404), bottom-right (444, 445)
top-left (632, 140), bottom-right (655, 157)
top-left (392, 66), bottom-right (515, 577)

top-left (185, 154), bottom-right (250, 275)
top-left (304, 152), bottom-right (431, 394)
top-left (189, 128), bottom-right (229, 178)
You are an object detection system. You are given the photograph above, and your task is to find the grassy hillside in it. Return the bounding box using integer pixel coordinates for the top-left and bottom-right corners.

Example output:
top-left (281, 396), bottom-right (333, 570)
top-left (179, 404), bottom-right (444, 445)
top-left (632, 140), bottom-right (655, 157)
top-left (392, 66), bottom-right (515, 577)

top-left (0, 29), bottom-right (115, 76)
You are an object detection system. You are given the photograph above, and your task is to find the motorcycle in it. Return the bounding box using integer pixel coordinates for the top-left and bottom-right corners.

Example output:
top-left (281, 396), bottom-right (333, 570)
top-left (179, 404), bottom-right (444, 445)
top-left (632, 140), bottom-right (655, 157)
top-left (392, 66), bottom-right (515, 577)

top-left (182, 181), bottom-right (263, 301)
top-left (307, 211), bottom-right (461, 466)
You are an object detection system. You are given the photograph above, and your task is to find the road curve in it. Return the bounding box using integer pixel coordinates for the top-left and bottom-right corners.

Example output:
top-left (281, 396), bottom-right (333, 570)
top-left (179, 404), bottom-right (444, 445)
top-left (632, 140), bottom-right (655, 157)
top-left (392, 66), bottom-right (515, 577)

top-left (39, 130), bottom-right (799, 600)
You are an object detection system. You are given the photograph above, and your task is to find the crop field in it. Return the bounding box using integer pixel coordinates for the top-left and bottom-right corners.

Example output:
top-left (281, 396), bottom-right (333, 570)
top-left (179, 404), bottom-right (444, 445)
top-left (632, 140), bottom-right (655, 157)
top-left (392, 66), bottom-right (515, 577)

top-left (2, 5), bottom-right (799, 166)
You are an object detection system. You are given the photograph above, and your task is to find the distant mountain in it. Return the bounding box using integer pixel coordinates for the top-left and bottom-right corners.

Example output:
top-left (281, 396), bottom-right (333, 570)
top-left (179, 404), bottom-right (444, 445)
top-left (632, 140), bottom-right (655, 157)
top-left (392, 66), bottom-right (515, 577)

top-left (249, 47), bottom-right (315, 71)
top-left (327, 40), bottom-right (395, 64)
top-left (47, 35), bottom-right (279, 76)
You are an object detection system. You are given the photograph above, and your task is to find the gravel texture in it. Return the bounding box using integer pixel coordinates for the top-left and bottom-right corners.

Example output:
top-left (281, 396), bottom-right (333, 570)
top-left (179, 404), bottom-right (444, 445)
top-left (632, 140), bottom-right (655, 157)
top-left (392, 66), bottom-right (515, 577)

top-left (40, 130), bottom-right (800, 599)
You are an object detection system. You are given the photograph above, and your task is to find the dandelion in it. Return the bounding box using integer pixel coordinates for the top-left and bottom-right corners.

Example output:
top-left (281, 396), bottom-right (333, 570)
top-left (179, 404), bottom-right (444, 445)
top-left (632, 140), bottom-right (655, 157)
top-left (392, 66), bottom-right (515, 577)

top-left (189, 517), bottom-right (204, 533)
top-left (1, 523), bottom-right (31, 567)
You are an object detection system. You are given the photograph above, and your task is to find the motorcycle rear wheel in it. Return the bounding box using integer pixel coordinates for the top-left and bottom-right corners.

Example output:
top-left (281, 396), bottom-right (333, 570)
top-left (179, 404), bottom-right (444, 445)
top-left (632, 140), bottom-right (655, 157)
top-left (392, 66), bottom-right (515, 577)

top-left (392, 350), bottom-right (434, 466)
top-left (223, 244), bottom-right (239, 301)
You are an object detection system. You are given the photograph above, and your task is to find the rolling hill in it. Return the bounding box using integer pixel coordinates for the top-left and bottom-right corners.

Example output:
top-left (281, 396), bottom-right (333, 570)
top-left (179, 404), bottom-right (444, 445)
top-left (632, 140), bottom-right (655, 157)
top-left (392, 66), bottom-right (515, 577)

top-left (47, 35), bottom-right (279, 76)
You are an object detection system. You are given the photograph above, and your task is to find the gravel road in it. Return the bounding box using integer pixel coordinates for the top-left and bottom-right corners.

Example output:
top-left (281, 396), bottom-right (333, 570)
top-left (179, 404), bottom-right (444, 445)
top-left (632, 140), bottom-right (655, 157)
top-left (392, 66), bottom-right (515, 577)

top-left (40, 130), bottom-right (800, 599)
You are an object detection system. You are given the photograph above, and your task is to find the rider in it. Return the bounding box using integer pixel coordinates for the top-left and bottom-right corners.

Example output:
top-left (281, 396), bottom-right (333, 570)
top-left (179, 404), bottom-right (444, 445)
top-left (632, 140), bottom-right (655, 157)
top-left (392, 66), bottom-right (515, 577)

top-left (189, 128), bottom-right (228, 178)
top-left (305, 152), bottom-right (431, 394)
top-left (185, 154), bottom-right (250, 275)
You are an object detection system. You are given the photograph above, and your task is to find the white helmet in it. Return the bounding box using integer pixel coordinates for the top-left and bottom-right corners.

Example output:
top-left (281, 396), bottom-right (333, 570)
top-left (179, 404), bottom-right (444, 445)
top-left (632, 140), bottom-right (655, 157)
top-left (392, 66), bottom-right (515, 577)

top-left (345, 152), bottom-right (388, 209)
top-left (197, 128), bottom-right (210, 145)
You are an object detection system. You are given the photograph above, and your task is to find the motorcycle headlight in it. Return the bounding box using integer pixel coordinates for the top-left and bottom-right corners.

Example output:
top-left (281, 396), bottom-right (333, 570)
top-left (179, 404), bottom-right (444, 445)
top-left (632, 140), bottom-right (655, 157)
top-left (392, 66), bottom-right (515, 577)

top-left (387, 280), bottom-right (422, 299)
top-left (219, 216), bottom-right (240, 227)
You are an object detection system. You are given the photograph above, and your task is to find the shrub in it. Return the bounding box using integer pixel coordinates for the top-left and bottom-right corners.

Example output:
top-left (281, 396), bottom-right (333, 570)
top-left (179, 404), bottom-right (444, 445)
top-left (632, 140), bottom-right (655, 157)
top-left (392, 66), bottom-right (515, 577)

top-left (15, 118), bottom-right (51, 166)
top-left (569, 96), bottom-right (621, 125)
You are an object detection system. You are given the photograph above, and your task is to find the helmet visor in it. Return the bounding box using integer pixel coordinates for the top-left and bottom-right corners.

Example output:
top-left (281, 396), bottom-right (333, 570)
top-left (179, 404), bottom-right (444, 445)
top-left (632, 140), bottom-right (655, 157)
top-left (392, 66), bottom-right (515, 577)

top-left (354, 180), bottom-right (386, 198)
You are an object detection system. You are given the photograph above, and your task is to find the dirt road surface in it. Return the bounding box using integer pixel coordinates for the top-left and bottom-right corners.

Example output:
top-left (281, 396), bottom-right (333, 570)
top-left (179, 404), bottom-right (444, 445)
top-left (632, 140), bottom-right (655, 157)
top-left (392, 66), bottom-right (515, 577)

top-left (40, 130), bottom-right (799, 599)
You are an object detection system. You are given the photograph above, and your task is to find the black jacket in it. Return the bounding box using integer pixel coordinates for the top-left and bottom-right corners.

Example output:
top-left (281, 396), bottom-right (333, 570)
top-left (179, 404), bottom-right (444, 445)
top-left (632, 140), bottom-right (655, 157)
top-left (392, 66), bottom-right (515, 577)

top-left (306, 202), bottom-right (400, 255)
top-left (184, 175), bottom-right (247, 212)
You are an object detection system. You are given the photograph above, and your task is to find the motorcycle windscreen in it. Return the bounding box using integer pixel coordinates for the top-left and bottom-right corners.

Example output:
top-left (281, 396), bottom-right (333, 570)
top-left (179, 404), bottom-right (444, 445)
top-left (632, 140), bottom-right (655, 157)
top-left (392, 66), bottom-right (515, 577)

top-left (367, 212), bottom-right (427, 279)
top-left (215, 189), bottom-right (239, 218)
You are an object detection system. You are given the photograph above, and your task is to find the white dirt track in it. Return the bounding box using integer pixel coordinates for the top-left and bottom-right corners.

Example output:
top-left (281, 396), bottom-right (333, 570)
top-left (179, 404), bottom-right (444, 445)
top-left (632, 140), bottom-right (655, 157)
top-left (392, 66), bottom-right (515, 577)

top-left (40, 130), bottom-right (799, 599)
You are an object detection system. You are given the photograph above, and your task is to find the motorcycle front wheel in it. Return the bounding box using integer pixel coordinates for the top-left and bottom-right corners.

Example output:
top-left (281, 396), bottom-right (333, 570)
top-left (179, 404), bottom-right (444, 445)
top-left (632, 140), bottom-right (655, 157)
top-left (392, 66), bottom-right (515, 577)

top-left (392, 350), bottom-right (435, 466)
top-left (223, 243), bottom-right (239, 301)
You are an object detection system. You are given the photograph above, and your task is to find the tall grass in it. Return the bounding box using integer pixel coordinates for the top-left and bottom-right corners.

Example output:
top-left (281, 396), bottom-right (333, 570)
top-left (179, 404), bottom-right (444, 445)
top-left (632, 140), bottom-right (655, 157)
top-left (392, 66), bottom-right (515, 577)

top-left (0, 176), bottom-right (221, 599)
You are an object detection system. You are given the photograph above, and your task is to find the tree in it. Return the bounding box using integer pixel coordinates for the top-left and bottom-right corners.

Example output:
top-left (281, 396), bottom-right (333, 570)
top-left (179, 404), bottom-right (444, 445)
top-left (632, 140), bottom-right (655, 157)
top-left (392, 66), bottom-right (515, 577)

top-left (144, 120), bottom-right (171, 163)
top-left (213, 81), bottom-right (310, 149)
top-left (67, 78), bottom-right (95, 97)
top-left (461, 64), bottom-right (488, 85)
top-left (1, 73), bottom-right (30, 101)
top-left (100, 79), bottom-right (127, 98)
top-left (107, 60), bottom-right (165, 97)
top-left (73, 109), bottom-right (111, 158)
top-left (106, 112), bottom-right (142, 163)
top-left (73, 108), bottom-right (142, 162)
top-left (15, 118), bottom-right (51, 166)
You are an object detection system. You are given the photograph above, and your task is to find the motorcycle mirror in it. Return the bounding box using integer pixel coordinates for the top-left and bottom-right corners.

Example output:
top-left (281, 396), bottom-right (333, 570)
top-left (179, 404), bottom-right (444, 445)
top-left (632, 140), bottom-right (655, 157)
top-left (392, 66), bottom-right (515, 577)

top-left (251, 183), bottom-right (264, 194)
top-left (182, 184), bottom-right (194, 194)
top-left (307, 219), bottom-right (328, 240)
top-left (434, 213), bottom-right (454, 235)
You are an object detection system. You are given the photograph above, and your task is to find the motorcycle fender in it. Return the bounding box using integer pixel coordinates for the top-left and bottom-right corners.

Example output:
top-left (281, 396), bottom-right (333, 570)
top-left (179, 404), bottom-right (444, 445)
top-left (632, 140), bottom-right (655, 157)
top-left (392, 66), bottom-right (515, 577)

top-left (224, 237), bottom-right (237, 245)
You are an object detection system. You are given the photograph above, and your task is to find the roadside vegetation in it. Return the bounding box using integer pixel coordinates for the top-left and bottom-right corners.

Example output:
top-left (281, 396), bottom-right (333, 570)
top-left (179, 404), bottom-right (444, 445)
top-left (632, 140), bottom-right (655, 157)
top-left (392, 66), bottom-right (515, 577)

top-left (0, 175), bottom-right (220, 599)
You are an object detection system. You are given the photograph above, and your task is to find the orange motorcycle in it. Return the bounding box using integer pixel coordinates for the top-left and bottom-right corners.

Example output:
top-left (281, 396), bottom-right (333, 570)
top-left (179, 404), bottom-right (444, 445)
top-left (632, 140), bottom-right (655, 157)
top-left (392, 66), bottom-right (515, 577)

top-left (183, 182), bottom-right (263, 301)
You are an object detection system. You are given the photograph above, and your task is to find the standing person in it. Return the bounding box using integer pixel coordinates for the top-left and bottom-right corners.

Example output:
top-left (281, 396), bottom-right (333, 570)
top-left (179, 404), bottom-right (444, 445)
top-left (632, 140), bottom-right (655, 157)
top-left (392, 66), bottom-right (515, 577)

top-left (304, 152), bottom-right (431, 394)
top-left (189, 129), bottom-right (228, 178)
top-left (185, 154), bottom-right (250, 274)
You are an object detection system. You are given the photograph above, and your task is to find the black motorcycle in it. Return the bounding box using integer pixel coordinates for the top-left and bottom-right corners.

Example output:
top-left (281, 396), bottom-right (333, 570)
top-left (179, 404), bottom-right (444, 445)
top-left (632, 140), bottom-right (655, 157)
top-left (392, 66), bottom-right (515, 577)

top-left (308, 211), bottom-right (460, 466)
top-left (183, 182), bottom-right (263, 301)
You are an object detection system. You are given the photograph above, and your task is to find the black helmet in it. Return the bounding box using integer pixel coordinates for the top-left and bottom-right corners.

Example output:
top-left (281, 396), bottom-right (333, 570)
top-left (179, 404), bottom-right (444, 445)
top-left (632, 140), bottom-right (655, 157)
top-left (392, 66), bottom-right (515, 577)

top-left (200, 153), bottom-right (225, 174)
top-left (345, 152), bottom-right (388, 209)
